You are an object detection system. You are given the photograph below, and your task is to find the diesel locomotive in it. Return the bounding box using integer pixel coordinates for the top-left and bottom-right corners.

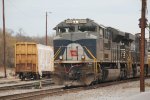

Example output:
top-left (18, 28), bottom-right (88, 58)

top-left (52, 18), bottom-right (149, 86)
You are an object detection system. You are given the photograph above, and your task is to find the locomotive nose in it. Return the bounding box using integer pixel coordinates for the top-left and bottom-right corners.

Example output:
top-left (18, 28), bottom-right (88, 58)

top-left (63, 64), bottom-right (82, 80)
top-left (68, 69), bottom-right (81, 80)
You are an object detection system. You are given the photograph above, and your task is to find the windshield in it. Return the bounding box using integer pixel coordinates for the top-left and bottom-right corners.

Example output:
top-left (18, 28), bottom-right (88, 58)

top-left (78, 26), bottom-right (96, 32)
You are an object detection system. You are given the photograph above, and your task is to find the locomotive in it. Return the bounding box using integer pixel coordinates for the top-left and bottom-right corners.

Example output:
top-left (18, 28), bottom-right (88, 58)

top-left (52, 18), bottom-right (149, 86)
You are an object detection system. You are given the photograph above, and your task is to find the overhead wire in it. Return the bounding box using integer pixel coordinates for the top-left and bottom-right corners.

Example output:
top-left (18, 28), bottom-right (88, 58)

top-left (6, 0), bottom-right (32, 18)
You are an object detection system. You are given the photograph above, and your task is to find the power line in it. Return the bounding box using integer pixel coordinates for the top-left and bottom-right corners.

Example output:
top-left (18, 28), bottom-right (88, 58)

top-left (6, 0), bottom-right (32, 18)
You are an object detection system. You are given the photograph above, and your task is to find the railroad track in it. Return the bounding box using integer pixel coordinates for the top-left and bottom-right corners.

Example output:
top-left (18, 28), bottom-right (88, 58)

top-left (0, 77), bottom-right (146, 100)
top-left (0, 80), bottom-right (19, 85)
top-left (0, 86), bottom-right (65, 100)
top-left (0, 79), bottom-right (53, 90)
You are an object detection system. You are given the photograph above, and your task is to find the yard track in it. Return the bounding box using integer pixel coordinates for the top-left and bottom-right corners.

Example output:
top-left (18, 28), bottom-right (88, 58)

top-left (0, 79), bottom-right (53, 90)
top-left (0, 77), bottom-right (147, 100)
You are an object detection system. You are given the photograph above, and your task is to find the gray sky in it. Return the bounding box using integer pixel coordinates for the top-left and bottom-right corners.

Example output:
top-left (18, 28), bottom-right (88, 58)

top-left (0, 0), bottom-right (150, 37)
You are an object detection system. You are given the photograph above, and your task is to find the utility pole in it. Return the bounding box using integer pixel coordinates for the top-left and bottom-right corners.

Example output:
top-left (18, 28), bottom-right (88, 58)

top-left (46, 12), bottom-right (48, 45)
top-left (45, 12), bottom-right (52, 45)
top-left (139, 0), bottom-right (147, 92)
top-left (2, 0), bottom-right (7, 78)
top-left (149, 23), bottom-right (150, 40)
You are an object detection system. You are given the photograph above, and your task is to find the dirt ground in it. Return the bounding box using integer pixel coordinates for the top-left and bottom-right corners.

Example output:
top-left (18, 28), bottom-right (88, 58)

top-left (0, 67), bottom-right (15, 78)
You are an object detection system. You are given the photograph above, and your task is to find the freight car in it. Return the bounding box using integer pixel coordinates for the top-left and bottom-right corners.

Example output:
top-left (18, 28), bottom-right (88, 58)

top-left (52, 18), bottom-right (149, 86)
top-left (15, 42), bottom-right (54, 80)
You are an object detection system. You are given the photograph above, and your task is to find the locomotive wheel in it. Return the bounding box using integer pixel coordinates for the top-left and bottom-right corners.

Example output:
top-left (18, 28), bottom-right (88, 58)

top-left (124, 70), bottom-right (127, 79)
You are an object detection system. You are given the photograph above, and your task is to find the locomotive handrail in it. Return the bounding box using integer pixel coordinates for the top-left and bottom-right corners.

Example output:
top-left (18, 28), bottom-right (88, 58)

top-left (83, 46), bottom-right (98, 73)
top-left (54, 47), bottom-right (61, 57)
top-left (127, 50), bottom-right (133, 75)
top-left (54, 47), bottom-right (62, 60)
top-left (83, 46), bottom-right (96, 59)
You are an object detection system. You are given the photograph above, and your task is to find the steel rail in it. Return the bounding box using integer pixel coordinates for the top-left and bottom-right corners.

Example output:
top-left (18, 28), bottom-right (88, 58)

top-left (0, 77), bottom-right (149, 100)
top-left (0, 79), bottom-right (53, 90)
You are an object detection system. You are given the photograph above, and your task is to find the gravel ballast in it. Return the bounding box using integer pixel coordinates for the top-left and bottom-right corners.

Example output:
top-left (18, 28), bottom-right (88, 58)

top-left (42, 79), bottom-right (150, 100)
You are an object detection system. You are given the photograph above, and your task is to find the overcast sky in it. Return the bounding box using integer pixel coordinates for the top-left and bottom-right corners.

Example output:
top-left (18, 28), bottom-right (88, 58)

top-left (0, 0), bottom-right (150, 37)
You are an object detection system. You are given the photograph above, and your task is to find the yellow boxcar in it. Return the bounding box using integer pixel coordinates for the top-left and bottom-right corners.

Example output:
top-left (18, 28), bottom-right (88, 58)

top-left (15, 42), bottom-right (54, 80)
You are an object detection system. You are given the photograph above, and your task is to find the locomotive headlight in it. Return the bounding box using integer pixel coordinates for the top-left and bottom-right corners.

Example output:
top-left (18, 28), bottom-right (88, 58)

top-left (81, 55), bottom-right (85, 60)
top-left (59, 56), bottom-right (63, 60)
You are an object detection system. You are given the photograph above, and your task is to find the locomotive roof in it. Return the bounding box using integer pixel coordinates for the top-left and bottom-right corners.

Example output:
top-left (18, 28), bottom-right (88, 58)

top-left (53, 18), bottom-right (106, 29)
top-left (107, 27), bottom-right (125, 36)
top-left (107, 27), bottom-right (135, 41)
